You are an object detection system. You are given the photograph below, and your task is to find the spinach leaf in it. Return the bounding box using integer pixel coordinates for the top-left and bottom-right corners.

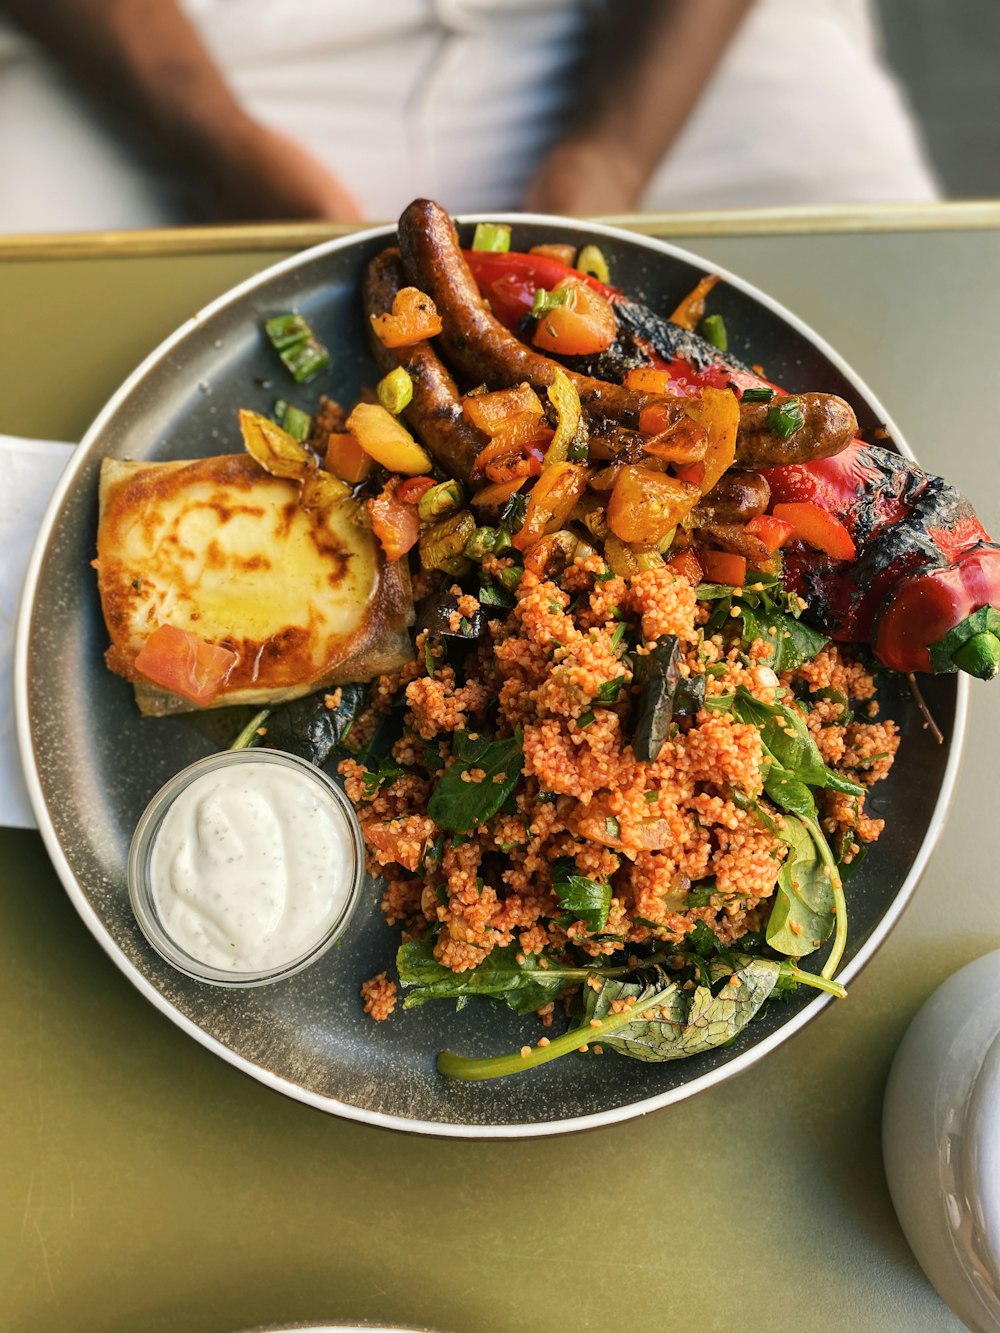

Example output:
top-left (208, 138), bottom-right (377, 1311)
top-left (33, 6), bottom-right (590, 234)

top-left (587, 957), bottom-right (782, 1062)
top-left (551, 860), bottom-right (612, 932)
top-left (397, 939), bottom-right (576, 1015)
top-left (361, 759), bottom-right (407, 798)
top-left (765, 815), bottom-right (835, 957)
top-left (436, 955), bottom-right (792, 1080)
top-left (696, 575), bottom-right (827, 673)
top-left (731, 687), bottom-right (863, 802)
top-left (427, 731), bottom-right (523, 832)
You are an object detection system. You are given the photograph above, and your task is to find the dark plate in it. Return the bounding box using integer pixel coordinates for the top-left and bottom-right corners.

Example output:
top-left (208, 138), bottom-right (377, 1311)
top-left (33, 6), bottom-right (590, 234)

top-left (15, 216), bottom-right (967, 1137)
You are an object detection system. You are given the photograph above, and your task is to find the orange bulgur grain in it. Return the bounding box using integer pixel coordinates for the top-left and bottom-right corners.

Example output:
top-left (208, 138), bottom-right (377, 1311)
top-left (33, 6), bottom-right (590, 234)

top-left (360, 973), bottom-right (397, 1021)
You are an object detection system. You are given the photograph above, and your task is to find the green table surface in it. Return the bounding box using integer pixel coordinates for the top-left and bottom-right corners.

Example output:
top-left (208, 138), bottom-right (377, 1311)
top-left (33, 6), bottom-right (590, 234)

top-left (2, 221), bottom-right (999, 1333)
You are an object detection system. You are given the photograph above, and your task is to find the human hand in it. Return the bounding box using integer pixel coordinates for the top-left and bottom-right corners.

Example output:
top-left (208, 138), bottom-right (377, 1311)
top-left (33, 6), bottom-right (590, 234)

top-left (202, 120), bottom-right (364, 223)
top-left (522, 135), bottom-right (645, 216)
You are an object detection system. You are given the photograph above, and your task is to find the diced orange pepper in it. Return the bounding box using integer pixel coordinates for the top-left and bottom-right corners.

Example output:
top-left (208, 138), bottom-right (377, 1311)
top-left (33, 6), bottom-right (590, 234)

top-left (511, 462), bottom-right (589, 551)
top-left (665, 549), bottom-right (704, 586)
top-left (638, 402), bottom-right (682, 435)
top-left (681, 387), bottom-right (739, 495)
top-left (463, 384), bottom-right (544, 436)
top-left (771, 501), bottom-right (856, 561)
top-left (641, 418), bottom-right (708, 465)
top-left (744, 514), bottom-right (795, 553)
top-left (528, 243), bottom-right (577, 266)
top-left (370, 287), bottom-right (443, 348)
top-left (607, 467), bottom-right (699, 545)
top-left (625, 366), bottom-right (676, 394)
top-left (324, 431), bottom-right (373, 484)
top-left (471, 476), bottom-right (526, 508)
top-left (670, 274), bottom-right (719, 331)
top-left (702, 550), bottom-right (746, 586)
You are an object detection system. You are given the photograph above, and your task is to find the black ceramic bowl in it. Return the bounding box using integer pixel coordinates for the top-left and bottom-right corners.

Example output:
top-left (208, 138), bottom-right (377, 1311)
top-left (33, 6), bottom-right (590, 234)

top-left (16, 216), bottom-right (967, 1137)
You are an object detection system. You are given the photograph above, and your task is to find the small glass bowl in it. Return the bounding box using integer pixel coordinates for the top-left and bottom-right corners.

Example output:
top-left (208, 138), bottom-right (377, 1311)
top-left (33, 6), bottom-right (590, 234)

top-left (128, 748), bottom-right (365, 986)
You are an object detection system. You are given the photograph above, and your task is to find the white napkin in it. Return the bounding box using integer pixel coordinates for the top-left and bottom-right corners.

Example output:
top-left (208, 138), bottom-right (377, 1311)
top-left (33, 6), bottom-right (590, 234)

top-left (0, 434), bottom-right (76, 829)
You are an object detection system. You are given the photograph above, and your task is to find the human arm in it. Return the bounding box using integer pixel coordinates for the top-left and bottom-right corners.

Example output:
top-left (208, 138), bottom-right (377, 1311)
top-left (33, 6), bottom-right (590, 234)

top-left (523, 0), bottom-right (757, 214)
top-left (0, 0), bottom-right (363, 222)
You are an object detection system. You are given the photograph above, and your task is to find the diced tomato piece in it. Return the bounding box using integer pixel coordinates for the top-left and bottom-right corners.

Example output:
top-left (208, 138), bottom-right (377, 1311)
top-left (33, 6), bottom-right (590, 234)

top-left (531, 278), bottom-right (617, 356)
top-left (133, 624), bottom-right (237, 706)
top-left (702, 551), bottom-right (747, 586)
top-left (370, 287), bottom-right (443, 348)
top-left (396, 476), bottom-right (436, 504)
top-left (324, 431), bottom-right (372, 484)
top-left (771, 501), bottom-right (856, 561)
top-left (665, 549), bottom-right (703, 586)
top-left (744, 514), bottom-right (795, 552)
top-left (367, 484), bottom-right (421, 560)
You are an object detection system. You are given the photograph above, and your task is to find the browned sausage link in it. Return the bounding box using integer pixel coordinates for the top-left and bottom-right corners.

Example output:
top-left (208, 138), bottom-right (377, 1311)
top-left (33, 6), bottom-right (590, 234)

top-left (397, 198), bottom-right (676, 426)
top-left (736, 393), bottom-right (857, 468)
top-left (363, 247), bottom-right (486, 482)
top-left (694, 469), bottom-right (770, 524)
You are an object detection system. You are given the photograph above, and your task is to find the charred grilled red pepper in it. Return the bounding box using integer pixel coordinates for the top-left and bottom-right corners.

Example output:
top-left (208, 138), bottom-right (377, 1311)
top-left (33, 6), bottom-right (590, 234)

top-left (467, 249), bottom-right (1000, 679)
top-left (762, 444), bottom-right (1000, 678)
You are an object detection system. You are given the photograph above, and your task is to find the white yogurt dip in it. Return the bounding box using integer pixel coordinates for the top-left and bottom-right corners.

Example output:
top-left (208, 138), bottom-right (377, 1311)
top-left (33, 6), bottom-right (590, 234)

top-left (147, 758), bottom-right (355, 973)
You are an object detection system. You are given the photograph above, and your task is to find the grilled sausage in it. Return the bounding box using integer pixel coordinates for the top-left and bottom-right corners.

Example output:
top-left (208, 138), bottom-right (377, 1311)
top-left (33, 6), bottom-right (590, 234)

top-left (397, 198), bottom-right (668, 425)
top-left (694, 470), bottom-right (770, 524)
top-left (397, 199), bottom-right (857, 466)
top-left (363, 247), bottom-right (486, 482)
top-left (735, 393), bottom-right (857, 468)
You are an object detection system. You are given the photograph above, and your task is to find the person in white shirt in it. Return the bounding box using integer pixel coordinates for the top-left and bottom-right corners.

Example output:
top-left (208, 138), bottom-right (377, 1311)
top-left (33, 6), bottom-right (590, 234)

top-left (0, 0), bottom-right (937, 233)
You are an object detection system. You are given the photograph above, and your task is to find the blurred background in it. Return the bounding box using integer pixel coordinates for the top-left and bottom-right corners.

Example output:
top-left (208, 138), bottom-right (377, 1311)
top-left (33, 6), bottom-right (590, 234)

top-left (0, 0), bottom-right (996, 235)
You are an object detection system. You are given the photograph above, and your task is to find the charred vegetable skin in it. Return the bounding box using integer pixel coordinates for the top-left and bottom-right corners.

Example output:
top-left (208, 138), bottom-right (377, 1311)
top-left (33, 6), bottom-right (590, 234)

top-left (763, 443), bottom-right (1000, 678)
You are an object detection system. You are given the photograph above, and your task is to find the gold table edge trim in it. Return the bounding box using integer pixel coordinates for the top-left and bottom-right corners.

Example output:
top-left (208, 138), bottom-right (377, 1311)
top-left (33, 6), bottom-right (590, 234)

top-left (2, 200), bottom-right (998, 261)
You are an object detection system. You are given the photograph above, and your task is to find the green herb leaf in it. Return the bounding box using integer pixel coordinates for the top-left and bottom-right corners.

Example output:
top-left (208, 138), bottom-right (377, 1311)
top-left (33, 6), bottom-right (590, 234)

top-left (427, 731), bottom-right (523, 832)
top-left (631, 635), bottom-right (682, 762)
top-left (499, 492), bottom-right (528, 533)
top-left (594, 675), bottom-right (628, 704)
top-left (252, 683), bottom-right (365, 766)
top-left (765, 397), bottom-right (805, 441)
top-left (552, 861), bottom-right (612, 932)
top-left (361, 759), bottom-right (407, 798)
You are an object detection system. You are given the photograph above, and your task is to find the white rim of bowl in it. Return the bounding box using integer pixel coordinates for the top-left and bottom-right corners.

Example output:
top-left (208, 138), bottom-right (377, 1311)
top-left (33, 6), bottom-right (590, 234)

top-left (15, 214), bottom-right (970, 1138)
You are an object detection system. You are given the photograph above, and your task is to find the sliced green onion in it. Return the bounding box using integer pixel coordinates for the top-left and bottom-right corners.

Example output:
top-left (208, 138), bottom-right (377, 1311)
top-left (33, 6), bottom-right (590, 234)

top-left (264, 313), bottom-right (331, 384)
top-left (464, 526), bottom-right (501, 561)
top-left (377, 366), bottom-right (414, 415)
top-left (578, 711), bottom-right (596, 728)
top-left (740, 386), bottom-right (774, 403)
top-left (766, 397), bottom-right (805, 440)
top-left (417, 478), bottom-right (464, 523)
top-left (575, 244), bottom-right (610, 283)
top-left (472, 222), bottom-right (512, 253)
top-left (567, 437), bottom-right (589, 462)
top-left (700, 314), bottom-right (728, 351)
top-left (531, 286), bottom-right (576, 318)
top-left (280, 404), bottom-right (312, 443)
